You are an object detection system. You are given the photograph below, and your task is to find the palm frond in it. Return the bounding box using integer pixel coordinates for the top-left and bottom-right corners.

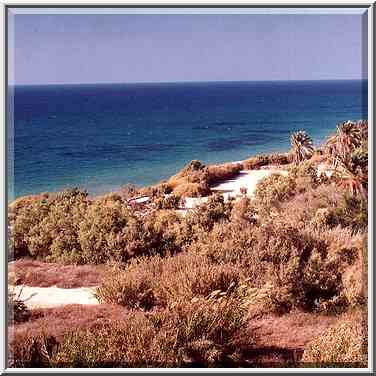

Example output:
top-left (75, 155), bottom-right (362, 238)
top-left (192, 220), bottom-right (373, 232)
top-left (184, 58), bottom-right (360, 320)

top-left (290, 131), bottom-right (314, 164)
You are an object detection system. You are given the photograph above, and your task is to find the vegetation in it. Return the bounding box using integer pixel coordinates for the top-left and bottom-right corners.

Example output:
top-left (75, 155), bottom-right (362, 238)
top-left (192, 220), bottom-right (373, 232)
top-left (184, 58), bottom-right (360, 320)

top-left (242, 152), bottom-right (291, 170)
top-left (290, 131), bottom-right (314, 164)
top-left (302, 309), bottom-right (367, 366)
top-left (8, 289), bottom-right (31, 325)
top-left (8, 120), bottom-right (368, 367)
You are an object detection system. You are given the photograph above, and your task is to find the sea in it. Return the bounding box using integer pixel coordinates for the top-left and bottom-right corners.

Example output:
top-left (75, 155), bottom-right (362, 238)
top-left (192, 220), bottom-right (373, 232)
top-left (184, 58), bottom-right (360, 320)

top-left (8, 80), bottom-right (368, 201)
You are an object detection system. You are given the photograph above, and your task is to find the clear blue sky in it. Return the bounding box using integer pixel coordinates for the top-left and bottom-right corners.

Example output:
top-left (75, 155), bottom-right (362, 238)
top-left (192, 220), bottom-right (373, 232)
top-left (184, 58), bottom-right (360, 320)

top-left (8, 9), bottom-right (367, 85)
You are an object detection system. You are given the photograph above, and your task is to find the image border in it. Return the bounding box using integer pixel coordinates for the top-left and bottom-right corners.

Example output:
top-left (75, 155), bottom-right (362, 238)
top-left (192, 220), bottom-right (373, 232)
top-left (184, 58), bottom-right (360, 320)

top-left (1, 2), bottom-right (374, 374)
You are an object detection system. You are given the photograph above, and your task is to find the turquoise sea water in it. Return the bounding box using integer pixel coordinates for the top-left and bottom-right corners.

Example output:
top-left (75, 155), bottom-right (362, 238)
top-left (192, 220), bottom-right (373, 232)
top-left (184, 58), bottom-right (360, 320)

top-left (8, 80), bottom-right (368, 200)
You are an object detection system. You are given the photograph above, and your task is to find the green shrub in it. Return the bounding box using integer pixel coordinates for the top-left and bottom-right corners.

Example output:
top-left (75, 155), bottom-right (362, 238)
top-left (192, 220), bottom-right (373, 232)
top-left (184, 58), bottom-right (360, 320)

top-left (254, 173), bottom-right (296, 208)
top-left (9, 189), bottom-right (89, 262)
top-left (78, 200), bottom-right (142, 264)
top-left (186, 194), bottom-right (233, 232)
top-left (187, 221), bottom-right (263, 284)
top-left (8, 290), bottom-right (31, 325)
top-left (288, 160), bottom-right (320, 192)
top-left (331, 193), bottom-right (368, 232)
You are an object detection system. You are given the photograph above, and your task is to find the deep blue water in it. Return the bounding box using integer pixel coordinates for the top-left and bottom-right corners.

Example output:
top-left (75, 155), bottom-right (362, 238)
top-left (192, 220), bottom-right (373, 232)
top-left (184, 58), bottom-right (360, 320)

top-left (8, 80), bottom-right (368, 200)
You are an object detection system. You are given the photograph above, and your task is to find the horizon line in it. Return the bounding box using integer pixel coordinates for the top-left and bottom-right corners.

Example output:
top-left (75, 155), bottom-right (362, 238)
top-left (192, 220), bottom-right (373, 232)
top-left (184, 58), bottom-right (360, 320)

top-left (9, 78), bottom-right (368, 88)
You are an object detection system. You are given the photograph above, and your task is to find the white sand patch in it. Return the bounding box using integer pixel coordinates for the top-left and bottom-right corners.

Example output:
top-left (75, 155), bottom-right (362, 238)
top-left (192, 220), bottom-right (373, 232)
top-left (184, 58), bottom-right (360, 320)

top-left (211, 169), bottom-right (288, 199)
top-left (183, 196), bottom-right (209, 209)
top-left (317, 163), bottom-right (335, 178)
top-left (11, 285), bottom-right (99, 309)
top-left (176, 168), bottom-right (288, 215)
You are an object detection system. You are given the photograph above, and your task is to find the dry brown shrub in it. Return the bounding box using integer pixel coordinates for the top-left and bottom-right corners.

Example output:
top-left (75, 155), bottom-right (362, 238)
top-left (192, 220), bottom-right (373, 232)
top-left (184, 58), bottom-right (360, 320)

top-left (53, 291), bottom-right (247, 367)
top-left (230, 197), bottom-right (258, 226)
top-left (206, 163), bottom-right (243, 185)
top-left (243, 153), bottom-right (291, 170)
top-left (164, 160), bottom-right (242, 198)
top-left (8, 304), bottom-right (128, 368)
top-left (187, 221), bottom-right (263, 284)
top-left (95, 253), bottom-right (243, 310)
top-left (94, 256), bottom-right (163, 309)
top-left (173, 182), bottom-right (209, 198)
top-left (156, 253), bottom-right (243, 304)
top-left (302, 309), bottom-right (367, 366)
top-left (279, 184), bottom-right (343, 229)
top-left (185, 193), bottom-right (233, 232)
top-left (10, 292), bottom-right (248, 367)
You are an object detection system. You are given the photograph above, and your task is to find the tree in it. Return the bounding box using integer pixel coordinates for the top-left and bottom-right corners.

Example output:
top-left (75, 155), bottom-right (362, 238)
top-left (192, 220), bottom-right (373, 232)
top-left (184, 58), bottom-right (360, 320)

top-left (290, 131), bottom-right (314, 164)
top-left (326, 121), bottom-right (362, 167)
top-left (337, 149), bottom-right (368, 200)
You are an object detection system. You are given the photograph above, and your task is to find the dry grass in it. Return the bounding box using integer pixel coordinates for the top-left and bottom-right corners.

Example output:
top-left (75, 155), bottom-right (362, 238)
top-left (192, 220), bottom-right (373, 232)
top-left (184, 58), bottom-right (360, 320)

top-left (9, 259), bottom-right (106, 288)
top-left (8, 304), bottom-right (128, 367)
top-left (9, 292), bottom-right (248, 367)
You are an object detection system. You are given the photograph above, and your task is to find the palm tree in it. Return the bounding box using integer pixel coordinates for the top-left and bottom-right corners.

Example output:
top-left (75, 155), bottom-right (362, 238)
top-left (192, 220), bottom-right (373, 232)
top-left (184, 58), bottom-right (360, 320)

top-left (290, 131), bottom-right (314, 164)
top-left (337, 149), bottom-right (368, 200)
top-left (325, 120), bottom-right (362, 168)
top-left (356, 120), bottom-right (368, 151)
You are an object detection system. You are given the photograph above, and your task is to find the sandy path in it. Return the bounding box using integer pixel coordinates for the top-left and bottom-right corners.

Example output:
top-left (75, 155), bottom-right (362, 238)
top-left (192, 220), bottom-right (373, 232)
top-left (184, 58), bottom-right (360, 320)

top-left (11, 285), bottom-right (99, 308)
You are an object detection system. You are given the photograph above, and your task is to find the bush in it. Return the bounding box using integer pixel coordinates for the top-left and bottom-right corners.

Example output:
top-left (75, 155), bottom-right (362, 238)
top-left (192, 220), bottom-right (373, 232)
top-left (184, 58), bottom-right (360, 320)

top-left (182, 194), bottom-right (233, 244)
top-left (189, 208), bottom-right (365, 314)
top-left (187, 221), bottom-right (263, 284)
top-left (9, 189), bottom-right (89, 262)
top-left (206, 163), bottom-right (243, 185)
top-left (145, 209), bottom-right (185, 253)
top-left (173, 182), bottom-right (210, 198)
top-left (95, 253), bottom-right (243, 310)
top-left (9, 188), bottom-right (185, 265)
top-left (331, 193), bottom-right (368, 232)
top-left (156, 253), bottom-right (243, 305)
top-left (165, 160), bottom-right (242, 198)
top-left (8, 289), bottom-right (31, 325)
top-left (94, 257), bottom-right (163, 309)
top-left (254, 173), bottom-right (296, 208)
top-left (288, 160), bottom-right (320, 192)
top-left (302, 310), bottom-right (367, 366)
top-left (154, 194), bottom-right (181, 210)
top-left (57, 291), bottom-right (247, 367)
top-left (279, 184), bottom-right (343, 230)
top-left (243, 153), bottom-right (291, 170)
top-left (78, 200), bottom-right (144, 264)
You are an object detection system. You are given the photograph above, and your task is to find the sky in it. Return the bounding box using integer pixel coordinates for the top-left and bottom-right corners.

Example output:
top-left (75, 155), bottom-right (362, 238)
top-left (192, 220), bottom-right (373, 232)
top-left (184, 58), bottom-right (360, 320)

top-left (8, 9), bottom-right (368, 85)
